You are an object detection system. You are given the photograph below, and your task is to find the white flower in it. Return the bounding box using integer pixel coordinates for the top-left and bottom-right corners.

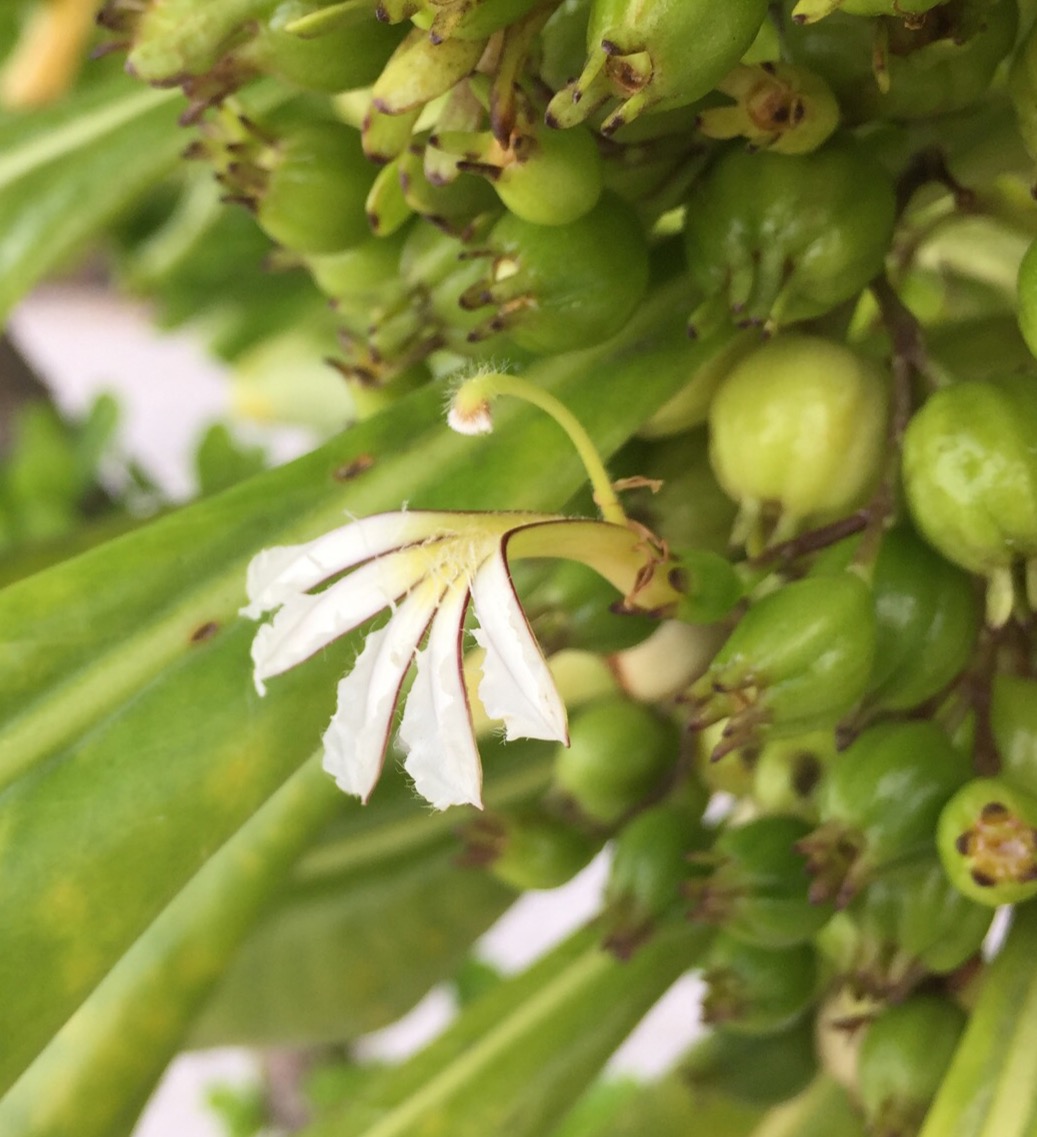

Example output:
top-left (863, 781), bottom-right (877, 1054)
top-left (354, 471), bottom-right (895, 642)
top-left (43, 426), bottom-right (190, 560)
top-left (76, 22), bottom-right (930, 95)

top-left (242, 510), bottom-right (571, 810)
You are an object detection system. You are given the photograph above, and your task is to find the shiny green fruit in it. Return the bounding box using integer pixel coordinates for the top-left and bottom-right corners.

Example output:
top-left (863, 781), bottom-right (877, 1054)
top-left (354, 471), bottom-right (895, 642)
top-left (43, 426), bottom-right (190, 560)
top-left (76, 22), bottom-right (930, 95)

top-left (902, 376), bottom-right (1037, 627)
top-left (708, 335), bottom-right (888, 550)
top-left (552, 699), bottom-right (679, 825)
top-left (688, 572), bottom-right (877, 756)
top-left (858, 995), bottom-right (967, 1137)
top-left (803, 721), bottom-right (971, 907)
top-left (684, 140), bottom-right (896, 332)
top-left (463, 193), bottom-right (649, 354)
top-left (866, 526), bottom-right (980, 712)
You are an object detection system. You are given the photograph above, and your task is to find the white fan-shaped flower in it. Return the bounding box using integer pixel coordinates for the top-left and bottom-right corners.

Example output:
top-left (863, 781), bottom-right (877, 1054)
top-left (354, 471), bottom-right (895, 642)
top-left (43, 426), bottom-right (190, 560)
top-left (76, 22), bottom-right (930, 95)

top-left (242, 510), bottom-right (571, 809)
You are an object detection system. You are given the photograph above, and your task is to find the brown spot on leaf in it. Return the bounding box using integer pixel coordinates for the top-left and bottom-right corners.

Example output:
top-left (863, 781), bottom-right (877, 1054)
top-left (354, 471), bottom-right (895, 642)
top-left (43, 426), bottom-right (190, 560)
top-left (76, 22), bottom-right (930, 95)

top-left (333, 454), bottom-right (376, 481)
top-left (191, 621), bottom-right (220, 644)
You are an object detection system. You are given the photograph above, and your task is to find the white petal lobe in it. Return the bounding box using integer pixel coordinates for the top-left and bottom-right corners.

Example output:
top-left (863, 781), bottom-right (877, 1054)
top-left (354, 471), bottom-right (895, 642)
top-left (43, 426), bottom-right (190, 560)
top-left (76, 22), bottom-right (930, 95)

top-left (400, 582), bottom-right (483, 810)
top-left (322, 582), bottom-right (441, 801)
top-left (242, 512), bottom-right (460, 618)
top-left (250, 550), bottom-right (431, 688)
top-left (471, 549), bottom-right (569, 744)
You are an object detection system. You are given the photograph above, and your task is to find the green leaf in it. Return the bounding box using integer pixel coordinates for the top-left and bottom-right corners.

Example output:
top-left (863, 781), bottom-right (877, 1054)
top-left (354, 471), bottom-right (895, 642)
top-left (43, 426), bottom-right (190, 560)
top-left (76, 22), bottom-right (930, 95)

top-left (0, 745), bottom-right (547, 1137)
top-left (191, 745), bottom-right (551, 1047)
top-left (0, 277), bottom-right (697, 1097)
top-left (549, 1075), bottom-right (761, 1137)
top-left (0, 755), bottom-right (341, 1137)
top-left (918, 904), bottom-right (1037, 1137)
top-left (297, 920), bottom-right (713, 1137)
top-left (745, 1077), bottom-right (865, 1137)
top-left (194, 422), bottom-right (268, 497)
top-left (0, 73), bottom-right (184, 322)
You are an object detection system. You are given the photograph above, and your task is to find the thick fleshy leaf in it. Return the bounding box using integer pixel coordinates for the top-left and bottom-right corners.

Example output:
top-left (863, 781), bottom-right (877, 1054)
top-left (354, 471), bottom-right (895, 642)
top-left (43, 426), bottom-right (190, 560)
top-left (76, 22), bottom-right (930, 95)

top-left (472, 548), bottom-right (569, 744)
top-left (919, 904), bottom-right (1037, 1137)
top-left (0, 74), bottom-right (182, 323)
top-left (296, 920), bottom-right (713, 1137)
top-left (0, 755), bottom-right (343, 1137)
top-left (0, 745), bottom-right (551, 1137)
top-left (401, 579), bottom-right (482, 809)
top-left (193, 738), bottom-right (551, 1049)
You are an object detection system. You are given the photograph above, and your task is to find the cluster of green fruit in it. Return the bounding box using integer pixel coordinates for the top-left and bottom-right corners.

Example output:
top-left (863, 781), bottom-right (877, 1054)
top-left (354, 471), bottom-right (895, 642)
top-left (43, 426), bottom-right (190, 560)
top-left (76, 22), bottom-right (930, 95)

top-left (87, 0), bottom-right (1037, 1133)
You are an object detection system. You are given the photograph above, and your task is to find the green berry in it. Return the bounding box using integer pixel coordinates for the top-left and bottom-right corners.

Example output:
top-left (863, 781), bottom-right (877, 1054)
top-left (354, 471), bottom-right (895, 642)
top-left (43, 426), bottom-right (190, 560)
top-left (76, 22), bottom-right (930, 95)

top-left (684, 140), bottom-right (896, 332)
top-left (602, 796), bottom-right (707, 957)
top-left (803, 721), bottom-right (972, 907)
top-left (687, 814), bottom-right (833, 948)
top-left (703, 934), bottom-right (819, 1035)
top-left (459, 806), bottom-right (602, 892)
top-left (707, 335), bottom-right (888, 550)
top-left (254, 121), bottom-right (375, 254)
top-left (462, 193), bottom-right (650, 354)
top-left (552, 699), bottom-right (679, 825)
top-left (901, 376), bottom-right (1037, 627)
top-left (857, 995), bottom-right (967, 1137)
top-left (866, 526), bottom-right (980, 712)
top-left (687, 572), bottom-right (877, 752)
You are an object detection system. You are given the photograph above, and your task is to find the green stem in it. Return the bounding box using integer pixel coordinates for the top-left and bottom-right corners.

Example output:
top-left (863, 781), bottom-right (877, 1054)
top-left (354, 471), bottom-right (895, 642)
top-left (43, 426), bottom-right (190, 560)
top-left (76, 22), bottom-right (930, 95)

top-left (919, 905), bottom-right (1037, 1137)
top-left (452, 373), bottom-right (628, 526)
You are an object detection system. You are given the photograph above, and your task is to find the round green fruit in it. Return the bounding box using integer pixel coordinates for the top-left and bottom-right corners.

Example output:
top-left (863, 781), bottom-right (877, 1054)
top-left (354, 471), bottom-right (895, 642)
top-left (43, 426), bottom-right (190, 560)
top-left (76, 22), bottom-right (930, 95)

top-left (708, 334), bottom-right (888, 549)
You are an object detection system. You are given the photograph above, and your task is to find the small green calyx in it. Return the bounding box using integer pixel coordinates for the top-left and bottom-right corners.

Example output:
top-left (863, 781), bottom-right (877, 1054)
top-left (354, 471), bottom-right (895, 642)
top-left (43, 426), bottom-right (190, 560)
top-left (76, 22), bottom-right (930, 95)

top-left (791, 0), bottom-right (942, 23)
top-left (696, 61), bottom-right (839, 155)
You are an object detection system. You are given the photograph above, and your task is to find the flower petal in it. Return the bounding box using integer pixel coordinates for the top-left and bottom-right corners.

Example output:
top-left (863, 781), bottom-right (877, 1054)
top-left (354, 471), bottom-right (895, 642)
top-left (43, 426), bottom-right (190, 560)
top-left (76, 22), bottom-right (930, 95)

top-left (321, 579), bottom-right (443, 802)
top-left (470, 546), bottom-right (569, 744)
top-left (251, 549), bottom-right (432, 692)
top-left (399, 580), bottom-right (483, 810)
top-left (242, 511), bottom-right (469, 619)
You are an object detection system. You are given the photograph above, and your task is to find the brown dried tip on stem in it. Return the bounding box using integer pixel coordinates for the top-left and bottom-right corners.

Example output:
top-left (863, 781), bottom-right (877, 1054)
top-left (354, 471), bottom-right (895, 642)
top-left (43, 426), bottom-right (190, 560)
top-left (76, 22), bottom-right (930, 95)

top-left (447, 394), bottom-right (493, 435)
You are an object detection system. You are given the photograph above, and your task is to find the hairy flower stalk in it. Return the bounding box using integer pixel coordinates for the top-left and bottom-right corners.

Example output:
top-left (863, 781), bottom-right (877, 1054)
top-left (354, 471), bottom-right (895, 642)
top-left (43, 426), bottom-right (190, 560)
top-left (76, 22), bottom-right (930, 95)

top-left (244, 374), bottom-right (680, 809)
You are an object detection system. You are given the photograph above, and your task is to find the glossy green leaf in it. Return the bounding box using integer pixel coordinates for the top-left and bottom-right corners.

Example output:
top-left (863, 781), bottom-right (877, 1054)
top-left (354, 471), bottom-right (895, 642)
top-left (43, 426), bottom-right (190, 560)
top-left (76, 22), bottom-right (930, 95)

top-left (297, 920), bottom-right (712, 1137)
top-left (0, 278), bottom-right (694, 1096)
top-left (919, 904), bottom-right (1037, 1137)
top-left (549, 1074), bottom-right (761, 1137)
top-left (0, 74), bottom-right (183, 323)
top-left (192, 746), bottom-right (552, 1047)
top-left (0, 745), bottom-right (550, 1137)
top-left (0, 754), bottom-right (341, 1137)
